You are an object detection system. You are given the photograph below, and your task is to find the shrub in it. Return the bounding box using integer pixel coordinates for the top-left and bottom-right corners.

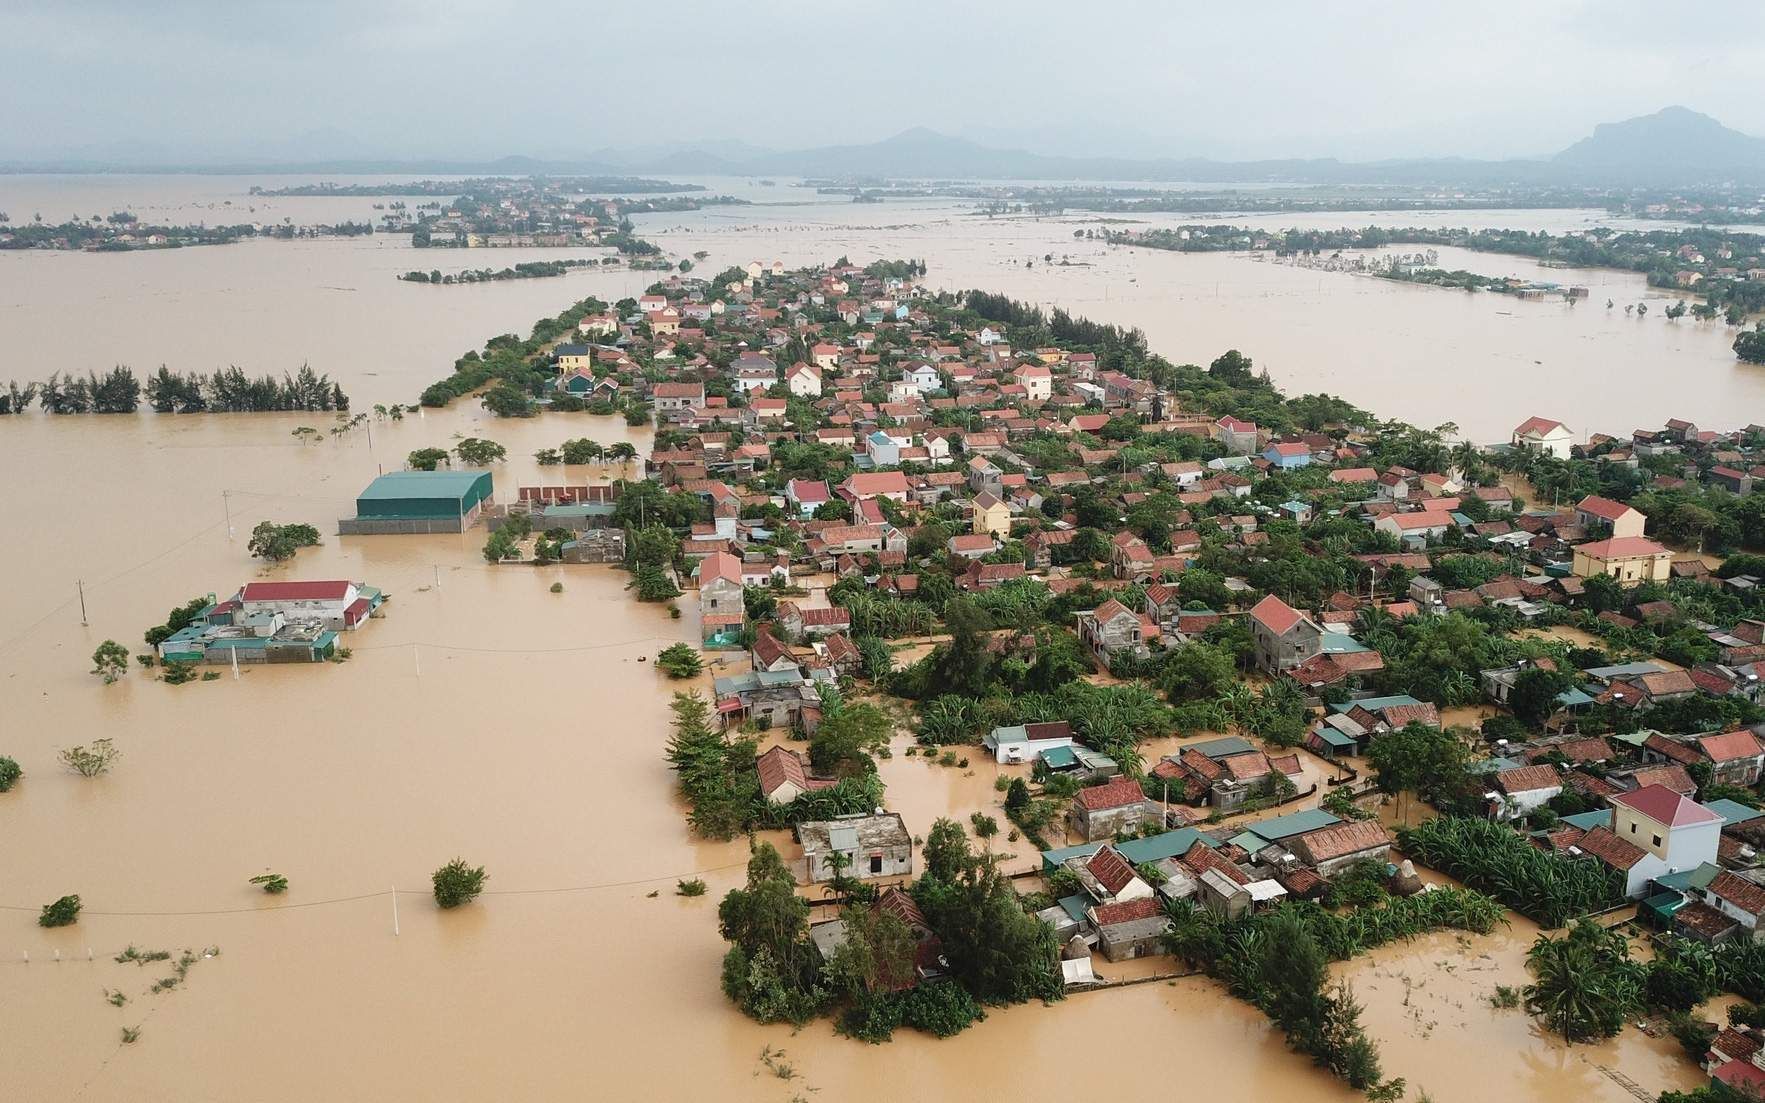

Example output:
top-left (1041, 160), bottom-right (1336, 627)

top-left (59, 738), bottom-right (120, 777)
top-left (162, 660), bottom-right (198, 685)
top-left (677, 878), bottom-right (708, 897)
top-left (657, 643), bottom-right (705, 679)
top-left (549, 582), bottom-right (564, 594)
top-left (249, 873), bottom-right (289, 895)
top-left (0, 755), bottom-right (21, 792)
top-left (39, 895), bottom-right (82, 927)
top-left (432, 858), bottom-right (488, 908)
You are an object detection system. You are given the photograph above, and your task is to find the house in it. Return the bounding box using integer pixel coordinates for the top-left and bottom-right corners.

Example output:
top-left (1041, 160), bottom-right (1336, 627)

top-left (1089, 897), bottom-right (1171, 961)
top-left (809, 886), bottom-right (945, 989)
top-left (755, 745), bottom-right (834, 804)
top-left (1288, 820), bottom-right (1393, 878)
top-left (1262, 442), bottom-right (1312, 469)
top-left (784, 478), bottom-right (831, 519)
top-left (1071, 777), bottom-right (1157, 841)
top-left (906, 363), bottom-right (942, 394)
top-left (838, 471), bottom-right (911, 503)
top-left (1604, 784), bottom-right (1723, 898)
top-left (948, 533), bottom-right (996, 560)
top-left (653, 381), bottom-right (705, 412)
top-left (1372, 511), bottom-right (1453, 548)
top-left (1701, 730), bottom-right (1765, 786)
top-left (1701, 870), bottom-right (1765, 941)
top-left (1016, 363), bottom-right (1052, 401)
top-left (1512, 416), bottom-right (1573, 459)
top-left (695, 551), bottom-right (745, 643)
top-left (797, 813), bottom-right (914, 882)
top-left (778, 601), bottom-right (852, 639)
top-left (1576, 495), bottom-right (1647, 540)
top-left (971, 491), bottom-right (1011, 538)
top-left (1248, 594), bottom-right (1322, 675)
top-left (1571, 536), bottom-right (1674, 586)
top-left (786, 362), bottom-right (822, 397)
top-left (1077, 598), bottom-right (1152, 667)
top-left (1490, 764), bottom-right (1562, 820)
top-left (1213, 416), bottom-right (1258, 455)
top-left (984, 721), bottom-right (1077, 765)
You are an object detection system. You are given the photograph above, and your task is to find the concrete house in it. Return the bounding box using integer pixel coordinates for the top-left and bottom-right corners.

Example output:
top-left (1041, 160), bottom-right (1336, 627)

top-left (984, 720), bottom-right (1076, 765)
top-left (797, 813), bottom-right (914, 882)
top-left (1601, 785), bottom-right (1723, 898)
top-left (755, 745), bottom-right (834, 804)
top-left (1490, 764), bottom-right (1562, 820)
top-left (1289, 820), bottom-right (1392, 878)
top-left (1572, 536), bottom-right (1674, 586)
top-left (695, 551), bottom-right (746, 643)
top-left (1071, 777), bottom-right (1157, 842)
top-left (1089, 897), bottom-right (1171, 962)
top-left (971, 491), bottom-right (1011, 538)
top-left (1576, 495), bottom-right (1647, 540)
top-left (1700, 730), bottom-right (1765, 787)
top-left (1248, 594), bottom-right (1322, 675)
top-left (1701, 871), bottom-right (1765, 941)
top-left (1213, 416), bottom-right (1259, 455)
top-left (1512, 416), bottom-right (1573, 459)
top-left (1077, 598), bottom-right (1151, 666)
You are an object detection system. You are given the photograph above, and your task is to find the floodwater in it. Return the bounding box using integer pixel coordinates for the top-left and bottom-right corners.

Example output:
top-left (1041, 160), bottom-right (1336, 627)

top-left (0, 174), bottom-right (1731, 1101)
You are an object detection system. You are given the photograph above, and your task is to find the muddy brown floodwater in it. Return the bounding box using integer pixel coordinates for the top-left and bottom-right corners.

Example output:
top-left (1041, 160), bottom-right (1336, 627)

top-left (0, 174), bottom-right (1730, 1101)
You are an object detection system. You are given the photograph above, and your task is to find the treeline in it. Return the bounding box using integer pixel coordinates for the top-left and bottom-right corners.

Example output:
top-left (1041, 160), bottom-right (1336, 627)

top-left (418, 294), bottom-right (609, 410)
top-left (0, 220), bottom-right (374, 251)
top-left (0, 365), bottom-right (348, 415)
top-left (399, 259), bottom-right (603, 284)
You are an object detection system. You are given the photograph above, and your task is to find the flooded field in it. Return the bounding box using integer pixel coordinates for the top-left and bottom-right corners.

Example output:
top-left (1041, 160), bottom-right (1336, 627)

top-left (0, 174), bottom-right (1740, 1101)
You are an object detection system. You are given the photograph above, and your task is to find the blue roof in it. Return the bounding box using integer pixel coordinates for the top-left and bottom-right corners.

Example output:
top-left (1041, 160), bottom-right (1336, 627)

top-left (1280, 500), bottom-right (1309, 512)
top-left (1706, 799), bottom-right (1763, 826)
top-left (1556, 687), bottom-right (1596, 707)
top-left (1320, 632), bottom-right (1369, 654)
top-left (358, 470), bottom-right (491, 501)
top-left (1311, 727), bottom-right (1358, 749)
top-left (1040, 842), bottom-right (1102, 871)
top-left (1654, 863), bottom-right (1722, 892)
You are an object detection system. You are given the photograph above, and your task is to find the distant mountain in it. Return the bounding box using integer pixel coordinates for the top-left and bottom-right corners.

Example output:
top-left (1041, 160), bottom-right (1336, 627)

top-left (1553, 105), bottom-right (1765, 178)
top-left (10, 108), bottom-right (1765, 187)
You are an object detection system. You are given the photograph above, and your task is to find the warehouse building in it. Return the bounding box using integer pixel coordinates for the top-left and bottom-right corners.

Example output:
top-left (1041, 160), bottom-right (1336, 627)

top-left (338, 470), bottom-right (494, 534)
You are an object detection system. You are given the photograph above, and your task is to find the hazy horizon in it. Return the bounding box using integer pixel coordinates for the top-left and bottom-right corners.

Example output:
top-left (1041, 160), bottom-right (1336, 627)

top-left (7, 0), bottom-right (1765, 165)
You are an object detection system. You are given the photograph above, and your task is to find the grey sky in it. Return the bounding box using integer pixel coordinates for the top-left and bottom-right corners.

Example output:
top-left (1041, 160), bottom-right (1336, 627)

top-left (7, 0), bottom-right (1765, 163)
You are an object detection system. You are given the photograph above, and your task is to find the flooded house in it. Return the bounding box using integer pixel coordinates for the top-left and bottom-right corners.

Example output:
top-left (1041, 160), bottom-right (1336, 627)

top-left (797, 813), bottom-right (914, 882)
top-left (1070, 776), bottom-right (1159, 841)
top-left (338, 469), bottom-right (494, 535)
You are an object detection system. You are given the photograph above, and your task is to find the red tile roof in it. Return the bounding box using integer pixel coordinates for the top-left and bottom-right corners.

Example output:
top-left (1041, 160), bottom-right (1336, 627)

top-left (1710, 871), bottom-right (1765, 918)
top-left (1086, 846), bottom-right (1141, 896)
top-left (1611, 784), bottom-right (1721, 827)
top-left (1076, 777), bottom-right (1149, 812)
top-left (1294, 820), bottom-right (1391, 864)
top-left (1248, 593), bottom-right (1307, 636)
top-left (239, 581), bottom-right (352, 602)
top-left (1575, 536), bottom-right (1668, 559)
top-left (1091, 896), bottom-right (1165, 927)
top-left (1574, 825), bottom-right (1647, 870)
top-left (1496, 764), bottom-right (1562, 794)
top-left (1700, 730), bottom-right (1764, 764)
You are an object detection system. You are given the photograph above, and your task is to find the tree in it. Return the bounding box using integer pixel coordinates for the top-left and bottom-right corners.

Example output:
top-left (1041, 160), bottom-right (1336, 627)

top-left (719, 841), bottom-right (827, 1024)
top-left (1509, 666), bottom-right (1572, 728)
top-left (1734, 325), bottom-right (1765, 364)
top-left (454, 438), bottom-right (506, 466)
top-left (60, 738), bottom-right (120, 777)
top-left (432, 858), bottom-right (488, 908)
top-left (631, 563), bottom-right (682, 602)
top-left (483, 527), bottom-right (522, 563)
top-left (249, 873), bottom-right (290, 894)
top-left (1367, 723), bottom-right (1472, 823)
top-left (1158, 641), bottom-right (1237, 702)
top-left (247, 521), bottom-right (321, 562)
top-left (91, 640), bottom-right (129, 684)
top-left (39, 895), bottom-right (81, 928)
top-left (407, 447), bottom-right (450, 471)
top-left (656, 643), bottom-right (704, 678)
top-left (932, 597), bottom-right (993, 697)
top-left (809, 701), bottom-right (893, 777)
top-left (0, 755), bottom-right (20, 792)
top-left (480, 382), bottom-right (536, 418)
top-left (1524, 920), bottom-right (1641, 1043)
top-left (911, 817), bottom-right (1062, 1006)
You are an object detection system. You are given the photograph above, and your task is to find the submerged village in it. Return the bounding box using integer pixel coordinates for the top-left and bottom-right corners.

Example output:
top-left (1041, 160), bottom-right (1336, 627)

top-left (14, 252), bottom-right (1765, 1102)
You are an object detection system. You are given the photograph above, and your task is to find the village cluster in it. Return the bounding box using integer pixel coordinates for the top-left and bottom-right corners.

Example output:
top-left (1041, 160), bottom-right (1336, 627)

top-left (294, 256), bottom-right (1765, 1082)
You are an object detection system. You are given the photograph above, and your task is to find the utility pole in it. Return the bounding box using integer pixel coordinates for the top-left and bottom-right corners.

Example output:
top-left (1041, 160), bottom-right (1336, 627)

top-left (392, 886), bottom-right (400, 936)
top-left (77, 580), bottom-right (87, 626)
top-left (223, 489), bottom-right (233, 538)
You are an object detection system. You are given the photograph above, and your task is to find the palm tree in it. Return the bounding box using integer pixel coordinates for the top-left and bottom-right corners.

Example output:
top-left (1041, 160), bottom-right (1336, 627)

top-left (607, 441), bottom-right (638, 474)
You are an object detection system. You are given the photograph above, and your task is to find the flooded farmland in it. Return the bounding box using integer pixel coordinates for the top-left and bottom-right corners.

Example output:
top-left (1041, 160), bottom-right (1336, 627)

top-left (0, 173), bottom-right (1738, 1101)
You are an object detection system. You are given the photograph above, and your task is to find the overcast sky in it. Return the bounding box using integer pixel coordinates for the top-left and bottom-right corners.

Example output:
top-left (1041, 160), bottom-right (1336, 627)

top-left (7, 0), bottom-right (1765, 163)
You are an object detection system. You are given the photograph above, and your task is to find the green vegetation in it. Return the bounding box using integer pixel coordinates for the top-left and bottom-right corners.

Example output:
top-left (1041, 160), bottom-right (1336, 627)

top-left (656, 643), bottom-right (704, 678)
top-left (431, 859), bottom-right (488, 909)
top-left (0, 755), bottom-right (20, 792)
top-left (406, 447), bottom-right (451, 471)
top-left (143, 595), bottom-right (210, 647)
top-left (39, 894), bottom-right (82, 927)
top-left (676, 878), bottom-right (708, 897)
top-left (453, 438), bottom-right (506, 466)
top-left (1397, 817), bottom-right (1623, 927)
top-left (246, 521), bottom-right (321, 562)
top-left (91, 640), bottom-right (130, 684)
top-left (664, 692), bottom-right (882, 839)
top-left (59, 738), bottom-right (120, 777)
top-left (248, 873), bottom-right (289, 895)
top-left (401, 259), bottom-right (605, 284)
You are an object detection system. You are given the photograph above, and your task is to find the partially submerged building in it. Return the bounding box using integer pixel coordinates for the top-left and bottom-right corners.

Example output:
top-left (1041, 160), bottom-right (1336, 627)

top-left (797, 813), bottom-right (914, 882)
top-left (156, 580), bottom-right (385, 665)
top-left (339, 470), bottom-right (494, 535)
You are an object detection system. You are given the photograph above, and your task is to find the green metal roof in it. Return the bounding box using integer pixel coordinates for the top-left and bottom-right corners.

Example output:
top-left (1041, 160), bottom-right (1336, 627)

top-left (1561, 809), bottom-right (1613, 832)
top-left (1057, 894), bottom-right (1091, 924)
top-left (1040, 745), bottom-right (1078, 769)
top-left (1330, 694), bottom-right (1423, 714)
top-left (357, 470), bottom-right (491, 500)
top-left (1706, 799), bottom-right (1763, 826)
top-left (1238, 808), bottom-right (1339, 841)
top-left (1312, 727), bottom-right (1358, 749)
top-left (1183, 736), bottom-right (1256, 760)
top-left (1117, 828), bottom-right (1221, 865)
top-left (1655, 863), bottom-right (1722, 893)
top-left (1228, 830), bottom-right (1272, 852)
top-left (1040, 842), bottom-right (1102, 872)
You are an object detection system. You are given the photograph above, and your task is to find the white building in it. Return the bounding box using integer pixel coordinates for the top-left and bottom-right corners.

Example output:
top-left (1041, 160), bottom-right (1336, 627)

top-left (983, 721), bottom-right (1076, 764)
top-left (1512, 416), bottom-right (1574, 459)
